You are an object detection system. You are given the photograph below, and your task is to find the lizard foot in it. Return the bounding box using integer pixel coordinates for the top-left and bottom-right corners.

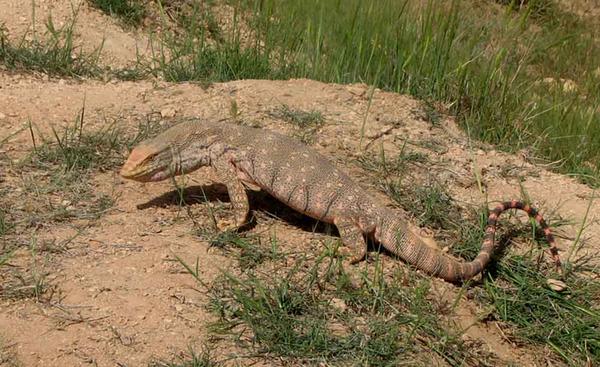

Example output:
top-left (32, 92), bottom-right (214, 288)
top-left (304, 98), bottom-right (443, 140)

top-left (341, 260), bottom-right (363, 290)
top-left (215, 218), bottom-right (241, 232)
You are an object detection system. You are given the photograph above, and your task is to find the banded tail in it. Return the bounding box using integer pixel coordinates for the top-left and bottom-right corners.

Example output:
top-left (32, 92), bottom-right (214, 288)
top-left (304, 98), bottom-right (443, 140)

top-left (376, 200), bottom-right (561, 282)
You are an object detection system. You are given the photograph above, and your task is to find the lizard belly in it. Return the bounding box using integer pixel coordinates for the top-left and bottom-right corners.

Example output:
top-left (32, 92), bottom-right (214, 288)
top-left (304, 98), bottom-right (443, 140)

top-left (271, 186), bottom-right (339, 224)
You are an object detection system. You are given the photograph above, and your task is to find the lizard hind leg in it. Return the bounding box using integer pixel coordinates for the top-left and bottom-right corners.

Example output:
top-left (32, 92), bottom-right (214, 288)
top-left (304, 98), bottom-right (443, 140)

top-left (334, 217), bottom-right (368, 264)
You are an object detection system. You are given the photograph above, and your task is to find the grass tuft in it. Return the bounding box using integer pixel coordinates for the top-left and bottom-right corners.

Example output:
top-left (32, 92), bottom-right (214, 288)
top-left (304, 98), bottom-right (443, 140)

top-left (194, 251), bottom-right (495, 365)
top-left (150, 347), bottom-right (220, 367)
top-left (0, 14), bottom-right (101, 77)
top-left (361, 143), bottom-right (599, 365)
top-left (28, 108), bottom-right (162, 173)
top-left (269, 104), bottom-right (325, 144)
top-left (0, 209), bottom-right (10, 238)
top-left (148, 0), bottom-right (600, 185)
top-left (88, 0), bottom-right (146, 27)
top-left (198, 228), bottom-right (282, 270)
top-left (270, 104), bottom-right (324, 129)
top-left (482, 254), bottom-right (600, 364)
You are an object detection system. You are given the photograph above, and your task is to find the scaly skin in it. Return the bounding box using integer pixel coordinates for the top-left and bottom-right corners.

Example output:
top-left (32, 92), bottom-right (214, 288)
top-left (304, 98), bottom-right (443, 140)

top-left (120, 119), bottom-right (561, 282)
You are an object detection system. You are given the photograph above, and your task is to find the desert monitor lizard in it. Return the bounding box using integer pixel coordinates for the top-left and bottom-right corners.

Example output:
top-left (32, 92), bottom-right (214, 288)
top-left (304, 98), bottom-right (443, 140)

top-left (120, 119), bottom-right (561, 282)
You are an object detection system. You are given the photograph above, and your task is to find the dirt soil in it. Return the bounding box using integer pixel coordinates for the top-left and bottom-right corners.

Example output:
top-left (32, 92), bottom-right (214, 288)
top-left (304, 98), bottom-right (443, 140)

top-left (0, 1), bottom-right (599, 366)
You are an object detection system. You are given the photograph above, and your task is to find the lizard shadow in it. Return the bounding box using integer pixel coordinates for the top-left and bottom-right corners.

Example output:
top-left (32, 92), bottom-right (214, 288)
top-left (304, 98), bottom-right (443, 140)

top-left (135, 184), bottom-right (516, 274)
top-left (136, 184), bottom-right (459, 261)
top-left (136, 184), bottom-right (337, 236)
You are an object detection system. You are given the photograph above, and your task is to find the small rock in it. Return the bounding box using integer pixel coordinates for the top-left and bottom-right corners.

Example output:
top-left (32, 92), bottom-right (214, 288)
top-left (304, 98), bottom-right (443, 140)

top-left (546, 278), bottom-right (567, 292)
top-left (562, 79), bottom-right (577, 93)
top-left (160, 106), bottom-right (177, 118)
top-left (61, 199), bottom-right (72, 206)
top-left (0, 112), bottom-right (6, 119)
top-left (542, 77), bottom-right (556, 85)
top-left (330, 298), bottom-right (347, 312)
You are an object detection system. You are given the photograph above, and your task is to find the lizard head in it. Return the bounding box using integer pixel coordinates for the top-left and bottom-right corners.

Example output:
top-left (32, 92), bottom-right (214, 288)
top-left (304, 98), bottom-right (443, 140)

top-left (120, 121), bottom-right (217, 182)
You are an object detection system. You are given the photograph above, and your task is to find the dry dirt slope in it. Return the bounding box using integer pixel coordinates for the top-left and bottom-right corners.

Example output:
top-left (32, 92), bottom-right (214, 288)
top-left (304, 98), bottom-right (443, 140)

top-left (0, 75), bottom-right (599, 366)
top-left (0, 1), bottom-right (599, 366)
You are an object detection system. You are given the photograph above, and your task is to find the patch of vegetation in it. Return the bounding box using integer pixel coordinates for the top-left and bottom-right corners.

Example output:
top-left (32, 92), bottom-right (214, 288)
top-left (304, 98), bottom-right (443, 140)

top-left (0, 336), bottom-right (20, 367)
top-left (151, 39), bottom-right (272, 84)
top-left (360, 144), bottom-right (599, 365)
top-left (147, 0), bottom-right (275, 84)
top-left (0, 267), bottom-right (48, 301)
top-left (150, 348), bottom-right (220, 367)
top-left (390, 178), bottom-right (598, 364)
top-left (269, 104), bottom-right (325, 144)
top-left (150, 0), bottom-right (600, 185)
top-left (0, 238), bottom-right (50, 301)
top-left (481, 254), bottom-right (600, 365)
top-left (270, 104), bottom-right (324, 129)
top-left (358, 141), bottom-right (428, 175)
top-left (11, 110), bottom-right (163, 229)
top-left (197, 228), bottom-right (282, 270)
top-left (88, 0), bottom-right (146, 27)
top-left (27, 107), bottom-right (162, 172)
top-left (0, 250), bottom-right (13, 269)
top-left (0, 209), bottom-right (10, 237)
top-left (0, 15), bottom-right (101, 77)
top-left (175, 247), bottom-right (495, 365)
top-left (449, 208), bottom-right (600, 365)
top-left (388, 182), bottom-right (459, 230)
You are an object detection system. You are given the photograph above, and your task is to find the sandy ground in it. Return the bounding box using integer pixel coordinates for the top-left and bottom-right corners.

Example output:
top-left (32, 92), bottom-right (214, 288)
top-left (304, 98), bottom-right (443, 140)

top-left (0, 1), bottom-right (598, 366)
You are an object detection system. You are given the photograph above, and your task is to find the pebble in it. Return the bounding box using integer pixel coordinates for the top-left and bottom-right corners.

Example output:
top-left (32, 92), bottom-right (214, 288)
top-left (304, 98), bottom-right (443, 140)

top-left (547, 278), bottom-right (567, 292)
top-left (160, 106), bottom-right (177, 118)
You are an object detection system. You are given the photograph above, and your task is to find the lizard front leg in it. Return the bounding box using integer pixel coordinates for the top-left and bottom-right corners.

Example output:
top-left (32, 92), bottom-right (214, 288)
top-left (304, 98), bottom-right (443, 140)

top-left (212, 157), bottom-right (250, 230)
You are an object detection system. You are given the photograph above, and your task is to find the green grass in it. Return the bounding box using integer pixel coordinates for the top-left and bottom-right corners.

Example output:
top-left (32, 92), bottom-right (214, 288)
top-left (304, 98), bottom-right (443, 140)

top-left (88, 0), bottom-right (146, 27)
top-left (269, 104), bottom-right (325, 144)
top-left (27, 106), bottom-right (162, 173)
top-left (356, 142), bottom-right (600, 365)
top-left (388, 177), bottom-right (599, 365)
top-left (448, 204), bottom-right (600, 365)
top-left (270, 104), bottom-right (324, 129)
top-left (0, 237), bottom-right (49, 301)
top-left (174, 240), bottom-right (495, 365)
top-left (0, 14), bottom-right (101, 77)
top-left (197, 229), bottom-right (282, 270)
top-left (150, 348), bottom-right (220, 367)
top-left (481, 254), bottom-right (600, 364)
top-left (0, 111), bottom-right (163, 301)
top-left (150, 0), bottom-right (600, 186)
top-left (0, 209), bottom-right (10, 238)
top-left (10, 109), bottom-right (162, 228)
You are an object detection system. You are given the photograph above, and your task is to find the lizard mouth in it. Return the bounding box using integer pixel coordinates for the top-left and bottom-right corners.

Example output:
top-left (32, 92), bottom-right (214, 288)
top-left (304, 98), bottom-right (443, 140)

top-left (120, 147), bottom-right (159, 181)
top-left (120, 163), bottom-right (152, 181)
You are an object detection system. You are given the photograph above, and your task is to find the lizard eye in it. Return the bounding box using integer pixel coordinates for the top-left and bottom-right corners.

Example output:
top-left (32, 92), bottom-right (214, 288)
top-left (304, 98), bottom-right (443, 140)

top-left (143, 153), bottom-right (159, 162)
